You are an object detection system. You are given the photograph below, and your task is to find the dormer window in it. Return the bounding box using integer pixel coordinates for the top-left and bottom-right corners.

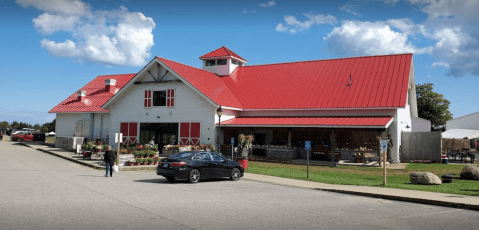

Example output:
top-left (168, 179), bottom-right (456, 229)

top-left (206, 60), bottom-right (216, 66)
top-left (217, 59), bottom-right (227, 65)
top-left (232, 60), bottom-right (238, 65)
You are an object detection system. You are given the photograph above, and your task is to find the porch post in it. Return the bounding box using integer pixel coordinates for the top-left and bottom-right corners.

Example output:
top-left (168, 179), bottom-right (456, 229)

top-left (288, 128), bottom-right (292, 148)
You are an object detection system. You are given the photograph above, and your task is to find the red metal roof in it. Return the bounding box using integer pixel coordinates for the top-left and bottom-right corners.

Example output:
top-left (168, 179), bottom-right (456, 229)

top-left (161, 53), bottom-right (412, 110)
top-left (49, 74), bottom-right (136, 113)
top-left (157, 57), bottom-right (243, 108)
top-left (219, 116), bottom-right (393, 128)
top-left (51, 53), bottom-right (412, 113)
top-left (199, 46), bottom-right (247, 62)
top-left (221, 54), bottom-right (412, 109)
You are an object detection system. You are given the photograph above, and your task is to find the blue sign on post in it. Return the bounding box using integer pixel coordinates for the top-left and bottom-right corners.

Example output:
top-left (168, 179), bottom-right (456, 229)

top-left (231, 137), bottom-right (234, 145)
top-left (305, 141), bottom-right (311, 151)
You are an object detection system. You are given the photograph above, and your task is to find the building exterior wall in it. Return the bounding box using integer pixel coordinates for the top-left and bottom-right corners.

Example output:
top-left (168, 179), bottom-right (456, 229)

top-left (108, 81), bottom-right (217, 147)
top-left (446, 112), bottom-right (479, 130)
top-left (92, 113), bottom-right (110, 139)
top-left (411, 117), bottom-right (431, 132)
top-left (55, 113), bottom-right (86, 137)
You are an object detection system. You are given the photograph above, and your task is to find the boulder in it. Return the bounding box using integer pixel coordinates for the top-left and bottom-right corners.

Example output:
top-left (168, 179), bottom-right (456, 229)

top-left (410, 172), bottom-right (442, 185)
top-left (460, 166), bottom-right (479, 180)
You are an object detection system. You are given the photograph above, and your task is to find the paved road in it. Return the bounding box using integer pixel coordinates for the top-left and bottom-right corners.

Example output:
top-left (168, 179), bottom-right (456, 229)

top-left (1, 140), bottom-right (479, 230)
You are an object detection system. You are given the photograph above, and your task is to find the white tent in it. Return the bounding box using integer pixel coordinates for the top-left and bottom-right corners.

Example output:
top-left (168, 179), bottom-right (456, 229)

top-left (47, 132), bottom-right (55, 136)
top-left (441, 129), bottom-right (479, 139)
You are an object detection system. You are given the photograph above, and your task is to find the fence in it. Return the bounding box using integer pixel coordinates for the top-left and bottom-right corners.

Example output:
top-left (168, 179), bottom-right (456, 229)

top-left (400, 131), bottom-right (442, 162)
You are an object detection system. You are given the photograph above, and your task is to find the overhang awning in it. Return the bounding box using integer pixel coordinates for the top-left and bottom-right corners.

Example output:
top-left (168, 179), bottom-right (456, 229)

top-left (218, 116), bottom-right (393, 128)
top-left (442, 129), bottom-right (479, 139)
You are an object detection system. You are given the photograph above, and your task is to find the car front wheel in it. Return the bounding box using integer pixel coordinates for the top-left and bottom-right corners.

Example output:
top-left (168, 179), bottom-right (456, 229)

top-left (188, 169), bottom-right (200, 183)
top-left (17, 138), bottom-right (22, 142)
top-left (230, 168), bottom-right (241, 181)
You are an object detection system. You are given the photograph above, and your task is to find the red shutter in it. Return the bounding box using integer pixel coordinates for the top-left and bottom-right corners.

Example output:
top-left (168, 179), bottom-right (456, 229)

top-left (129, 123), bottom-right (137, 136)
top-left (167, 89), bottom-right (175, 107)
top-left (190, 122), bottom-right (200, 145)
top-left (179, 123), bottom-right (190, 145)
top-left (120, 122), bottom-right (129, 136)
top-left (144, 90), bottom-right (151, 108)
top-left (148, 90), bottom-right (151, 107)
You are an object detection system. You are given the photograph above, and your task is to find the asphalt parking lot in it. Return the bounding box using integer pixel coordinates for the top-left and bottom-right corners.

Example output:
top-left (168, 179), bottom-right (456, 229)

top-left (1, 140), bottom-right (479, 230)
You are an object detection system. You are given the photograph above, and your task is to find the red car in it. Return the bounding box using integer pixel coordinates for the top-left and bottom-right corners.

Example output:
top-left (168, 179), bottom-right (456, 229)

top-left (13, 132), bottom-right (34, 142)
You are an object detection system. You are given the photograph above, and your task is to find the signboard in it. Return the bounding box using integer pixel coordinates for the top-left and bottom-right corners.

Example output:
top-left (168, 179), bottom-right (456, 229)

top-left (380, 140), bottom-right (388, 152)
top-left (305, 141), bottom-right (311, 151)
top-left (115, 133), bottom-right (123, 143)
top-left (231, 137), bottom-right (234, 145)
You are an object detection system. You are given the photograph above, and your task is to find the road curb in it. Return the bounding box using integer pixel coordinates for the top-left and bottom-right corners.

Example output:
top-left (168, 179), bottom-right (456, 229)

top-left (36, 148), bottom-right (104, 170)
top-left (243, 177), bottom-right (479, 212)
top-left (21, 143), bottom-right (157, 172)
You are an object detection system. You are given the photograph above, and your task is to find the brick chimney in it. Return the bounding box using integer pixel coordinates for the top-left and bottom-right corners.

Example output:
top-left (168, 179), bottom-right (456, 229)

top-left (105, 79), bottom-right (117, 93)
top-left (77, 90), bottom-right (86, 102)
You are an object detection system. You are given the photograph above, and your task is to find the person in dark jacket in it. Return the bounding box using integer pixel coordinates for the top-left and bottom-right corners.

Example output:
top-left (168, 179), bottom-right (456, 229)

top-left (104, 146), bottom-right (116, 177)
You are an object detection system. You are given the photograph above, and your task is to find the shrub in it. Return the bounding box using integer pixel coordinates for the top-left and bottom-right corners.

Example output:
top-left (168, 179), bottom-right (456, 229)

top-left (135, 158), bottom-right (142, 163)
top-left (148, 158), bottom-right (155, 163)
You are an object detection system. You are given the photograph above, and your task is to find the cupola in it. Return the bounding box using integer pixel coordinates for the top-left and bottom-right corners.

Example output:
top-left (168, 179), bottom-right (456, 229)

top-left (199, 46), bottom-right (247, 76)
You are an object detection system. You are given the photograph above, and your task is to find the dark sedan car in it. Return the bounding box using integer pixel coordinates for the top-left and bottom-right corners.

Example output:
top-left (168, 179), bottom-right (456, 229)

top-left (157, 151), bottom-right (244, 183)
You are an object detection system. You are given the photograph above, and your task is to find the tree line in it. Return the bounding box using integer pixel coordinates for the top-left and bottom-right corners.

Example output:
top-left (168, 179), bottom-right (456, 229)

top-left (0, 119), bottom-right (56, 133)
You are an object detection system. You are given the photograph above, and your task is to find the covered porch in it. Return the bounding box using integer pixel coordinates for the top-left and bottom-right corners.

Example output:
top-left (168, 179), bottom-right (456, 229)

top-left (218, 116), bottom-right (393, 165)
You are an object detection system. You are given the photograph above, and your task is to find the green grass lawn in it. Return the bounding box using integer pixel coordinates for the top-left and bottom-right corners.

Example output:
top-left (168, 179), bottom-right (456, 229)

top-left (245, 162), bottom-right (479, 196)
top-left (45, 136), bottom-right (55, 144)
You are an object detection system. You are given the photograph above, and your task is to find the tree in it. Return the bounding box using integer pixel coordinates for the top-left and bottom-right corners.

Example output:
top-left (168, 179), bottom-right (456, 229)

top-left (0, 121), bottom-right (11, 130)
top-left (416, 83), bottom-right (453, 128)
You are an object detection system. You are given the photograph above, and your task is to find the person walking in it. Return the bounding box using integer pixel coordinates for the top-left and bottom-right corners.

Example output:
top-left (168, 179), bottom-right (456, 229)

top-left (104, 146), bottom-right (116, 177)
top-left (0, 131), bottom-right (3, 141)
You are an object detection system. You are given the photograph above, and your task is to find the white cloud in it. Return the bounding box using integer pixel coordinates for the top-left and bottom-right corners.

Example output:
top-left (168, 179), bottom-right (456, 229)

top-left (277, 13), bottom-right (337, 34)
top-left (259, 1), bottom-right (276, 8)
top-left (324, 20), bottom-right (432, 56)
top-left (275, 23), bottom-right (288, 32)
top-left (339, 4), bottom-right (361, 17)
top-left (19, 1), bottom-right (156, 67)
top-left (408, 0), bottom-right (479, 77)
top-left (242, 8), bottom-right (256, 14)
top-left (431, 61), bottom-right (450, 68)
top-left (33, 13), bottom-right (80, 34)
top-left (40, 39), bottom-right (82, 57)
top-left (324, 0), bottom-right (479, 77)
top-left (16, 0), bottom-right (90, 15)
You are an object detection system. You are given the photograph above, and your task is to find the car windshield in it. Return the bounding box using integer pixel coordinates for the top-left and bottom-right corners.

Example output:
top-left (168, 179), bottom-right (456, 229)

top-left (169, 152), bottom-right (196, 159)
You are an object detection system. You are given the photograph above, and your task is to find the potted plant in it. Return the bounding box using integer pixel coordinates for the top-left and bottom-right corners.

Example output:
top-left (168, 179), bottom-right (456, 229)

top-left (148, 158), bottom-right (154, 165)
top-left (236, 134), bottom-right (254, 169)
top-left (128, 159), bottom-right (135, 166)
top-left (149, 150), bottom-right (156, 157)
top-left (120, 147), bottom-right (128, 154)
top-left (154, 157), bottom-right (160, 165)
top-left (135, 158), bottom-right (141, 166)
top-left (141, 158), bottom-right (147, 165)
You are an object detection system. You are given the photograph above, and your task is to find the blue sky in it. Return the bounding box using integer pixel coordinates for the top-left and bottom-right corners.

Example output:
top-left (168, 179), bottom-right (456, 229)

top-left (1, 0), bottom-right (478, 125)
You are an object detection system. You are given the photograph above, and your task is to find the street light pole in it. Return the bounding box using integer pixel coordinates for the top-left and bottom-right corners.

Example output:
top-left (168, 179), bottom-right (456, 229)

top-left (216, 105), bottom-right (223, 155)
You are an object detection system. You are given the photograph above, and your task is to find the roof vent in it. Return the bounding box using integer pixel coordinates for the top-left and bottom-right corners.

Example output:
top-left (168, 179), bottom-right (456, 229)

top-left (77, 90), bottom-right (86, 102)
top-left (105, 79), bottom-right (117, 94)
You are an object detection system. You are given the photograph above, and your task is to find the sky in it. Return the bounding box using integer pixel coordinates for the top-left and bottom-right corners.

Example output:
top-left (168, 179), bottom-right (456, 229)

top-left (1, 0), bottom-right (478, 125)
